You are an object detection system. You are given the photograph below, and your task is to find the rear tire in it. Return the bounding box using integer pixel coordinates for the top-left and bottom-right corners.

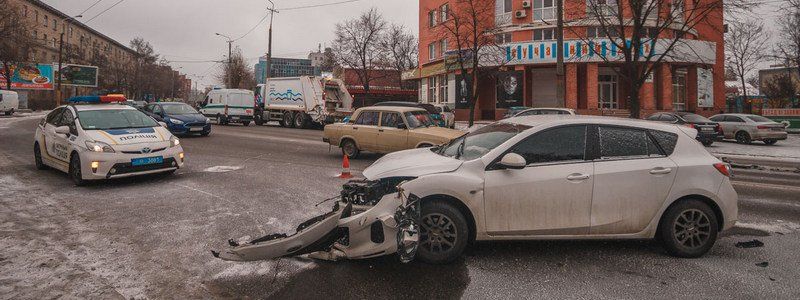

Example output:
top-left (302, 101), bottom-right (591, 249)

top-left (34, 142), bottom-right (48, 170)
top-left (69, 154), bottom-right (87, 186)
top-left (341, 139), bottom-right (360, 159)
top-left (701, 139), bottom-right (713, 147)
top-left (735, 131), bottom-right (751, 144)
top-left (764, 139), bottom-right (777, 145)
top-left (282, 112), bottom-right (295, 128)
top-left (417, 201), bottom-right (469, 264)
top-left (658, 199), bottom-right (718, 258)
top-left (294, 112), bottom-right (309, 129)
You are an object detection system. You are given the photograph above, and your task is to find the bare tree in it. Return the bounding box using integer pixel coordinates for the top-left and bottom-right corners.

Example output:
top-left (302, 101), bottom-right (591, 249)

top-left (762, 73), bottom-right (797, 109)
top-left (332, 8), bottom-right (387, 94)
top-left (725, 20), bottom-right (769, 103)
top-left (0, 0), bottom-right (37, 90)
top-left (436, 0), bottom-right (504, 126)
top-left (567, 0), bottom-right (751, 118)
top-left (217, 47), bottom-right (255, 89)
top-left (380, 24), bottom-right (418, 88)
top-left (776, 0), bottom-right (800, 77)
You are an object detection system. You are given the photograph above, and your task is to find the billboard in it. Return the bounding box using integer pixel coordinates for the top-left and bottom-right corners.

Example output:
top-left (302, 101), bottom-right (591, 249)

top-left (697, 67), bottom-right (714, 108)
top-left (56, 64), bottom-right (99, 87)
top-left (0, 63), bottom-right (55, 90)
top-left (496, 71), bottom-right (524, 108)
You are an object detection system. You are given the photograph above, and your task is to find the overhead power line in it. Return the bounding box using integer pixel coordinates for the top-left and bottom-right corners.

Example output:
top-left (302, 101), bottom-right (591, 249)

top-left (85, 0), bottom-right (126, 23)
top-left (279, 0), bottom-right (362, 11)
top-left (78, 0), bottom-right (104, 16)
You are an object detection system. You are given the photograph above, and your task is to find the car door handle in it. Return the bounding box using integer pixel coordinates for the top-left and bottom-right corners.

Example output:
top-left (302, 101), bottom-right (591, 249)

top-left (352, 127), bottom-right (358, 130)
top-left (378, 129), bottom-right (384, 132)
top-left (649, 167), bottom-right (672, 175)
top-left (566, 173), bottom-right (590, 181)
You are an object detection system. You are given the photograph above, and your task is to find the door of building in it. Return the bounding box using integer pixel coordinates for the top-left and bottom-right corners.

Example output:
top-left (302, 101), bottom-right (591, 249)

top-left (598, 75), bottom-right (618, 109)
top-left (530, 68), bottom-right (558, 107)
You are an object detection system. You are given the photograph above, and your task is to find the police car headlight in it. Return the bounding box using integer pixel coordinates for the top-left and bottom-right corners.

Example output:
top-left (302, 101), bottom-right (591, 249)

top-left (168, 118), bottom-right (185, 125)
top-left (205, 118), bottom-right (211, 123)
top-left (85, 141), bottom-right (115, 153)
top-left (170, 136), bottom-right (180, 147)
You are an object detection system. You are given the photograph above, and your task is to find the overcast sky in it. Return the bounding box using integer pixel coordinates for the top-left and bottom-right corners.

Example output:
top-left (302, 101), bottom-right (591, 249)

top-left (41, 0), bottom-right (419, 88)
top-left (41, 0), bottom-right (783, 89)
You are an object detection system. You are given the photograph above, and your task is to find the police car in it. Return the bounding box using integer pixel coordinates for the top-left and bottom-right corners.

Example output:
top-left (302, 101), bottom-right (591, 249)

top-left (33, 96), bottom-right (185, 185)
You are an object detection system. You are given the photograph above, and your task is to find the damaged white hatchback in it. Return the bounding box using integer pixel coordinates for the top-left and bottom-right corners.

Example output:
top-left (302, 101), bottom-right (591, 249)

top-left (213, 115), bottom-right (738, 264)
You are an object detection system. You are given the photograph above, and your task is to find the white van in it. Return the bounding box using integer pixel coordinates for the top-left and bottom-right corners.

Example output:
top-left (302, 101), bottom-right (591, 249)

top-left (1, 90), bottom-right (19, 116)
top-left (200, 89), bottom-right (255, 126)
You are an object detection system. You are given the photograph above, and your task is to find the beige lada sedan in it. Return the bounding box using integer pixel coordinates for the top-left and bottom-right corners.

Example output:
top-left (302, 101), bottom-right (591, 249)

top-left (323, 106), bottom-right (464, 158)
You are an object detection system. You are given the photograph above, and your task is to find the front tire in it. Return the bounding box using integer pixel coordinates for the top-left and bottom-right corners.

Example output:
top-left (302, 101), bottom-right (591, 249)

top-left (658, 199), bottom-right (718, 258)
top-left (254, 113), bottom-right (265, 126)
top-left (69, 154), bottom-right (87, 186)
top-left (283, 112), bottom-right (295, 128)
top-left (735, 131), bottom-right (751, 144)
top-left (417, 201), bottom-right (469, 264)
top-left (341, 139), bottom-right (360, 159)
top-left (34, 142), bottom-right (48, 170)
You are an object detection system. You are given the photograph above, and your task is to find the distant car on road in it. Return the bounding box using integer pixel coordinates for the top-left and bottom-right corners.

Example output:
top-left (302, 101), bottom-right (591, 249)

top-left (143, 102), bottom-right (211, 136)
top-left (323, 106), bottom-right (464, 158)
top-left (709, 113), bottom-right (788, 145)
top-left (646, 112), bottom-right (721, 146)
top-left (512, 107), bottom-right (576, 117)
top-left (200, 89), bottom-right (255, 126)
top-left (373, 102), bottom-right (451, 128)
top-left (432, 103), bottom-right (456, 128)
top-left (1, 90), bottom-right (19, 116)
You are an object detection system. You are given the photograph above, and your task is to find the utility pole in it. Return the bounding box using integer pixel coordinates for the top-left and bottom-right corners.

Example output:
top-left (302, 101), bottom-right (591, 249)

top-left (265, 0), bottom-right (279, 82)
top-left (57, 15), bottom-right (82, 106)
top-left (555, 0), bottom-right (565, 108)
top-left (215, 33), bottom-right (234, 88)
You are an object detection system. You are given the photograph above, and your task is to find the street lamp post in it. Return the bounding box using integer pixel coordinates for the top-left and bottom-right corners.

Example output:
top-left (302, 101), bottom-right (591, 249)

top-left (57, 14), bottom-right (82, 106)
top-left (215, 33), bottom-right (234, 88)
top-left (265, 1), bottom-right (279, 82)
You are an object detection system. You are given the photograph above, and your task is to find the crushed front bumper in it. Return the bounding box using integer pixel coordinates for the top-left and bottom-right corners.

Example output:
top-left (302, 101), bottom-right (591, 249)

top-left (212, 183), bottom-right (420, 263)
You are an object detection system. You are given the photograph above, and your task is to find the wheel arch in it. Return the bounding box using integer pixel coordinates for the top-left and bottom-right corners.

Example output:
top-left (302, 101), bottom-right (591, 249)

top-left (658, 194), bottom-right (724, 233)
top-left (339, 136), bottom-right (360, 148)
top-left (420, 194), bottom-right (477, 244)
top-left (415, 141), bottom-right (435, 148)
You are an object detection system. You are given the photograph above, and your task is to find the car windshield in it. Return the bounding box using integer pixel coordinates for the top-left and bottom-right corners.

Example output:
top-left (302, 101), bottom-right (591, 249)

top-left (437, 122), bottom-right (531, 161)
top-left (78, 109), bottom-right (159, 130)
top-left (680, 113), bottom-right (712, 123)
top-left (161, 103), bottom-right (199, 115)
top-left (746, 115), bottom-right (773, 123)
top-left (405, 111), bottom-right (435, 128)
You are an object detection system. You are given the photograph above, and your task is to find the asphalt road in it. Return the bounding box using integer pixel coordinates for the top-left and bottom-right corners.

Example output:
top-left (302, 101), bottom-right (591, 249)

top-left (1, 114), bottom-right (799, 299)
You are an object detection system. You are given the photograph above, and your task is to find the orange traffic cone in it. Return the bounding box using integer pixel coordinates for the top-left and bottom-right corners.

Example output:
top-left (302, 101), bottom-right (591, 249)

top-left (338, 154), bottom-right (353, 179)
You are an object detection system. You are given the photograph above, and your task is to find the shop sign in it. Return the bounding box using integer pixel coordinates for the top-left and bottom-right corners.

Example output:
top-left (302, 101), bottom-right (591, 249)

top-left (0, 63), bottom-right (54, 90)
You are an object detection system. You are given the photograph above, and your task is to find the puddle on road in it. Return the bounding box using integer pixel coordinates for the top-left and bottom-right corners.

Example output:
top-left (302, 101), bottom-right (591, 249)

top-left (203, 166), bottom-right (244, 173)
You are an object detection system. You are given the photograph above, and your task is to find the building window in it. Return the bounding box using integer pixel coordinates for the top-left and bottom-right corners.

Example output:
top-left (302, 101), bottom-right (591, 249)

top-left (44, 15), bottom-right (48, 27)
top-left (495, 32), bottom-right (512, 44)
top-left (441, 3), bottom-right (449, 21)
top-left (428, 10), bottom-right (437, 27)
top-left (496, 0), bottom-right (513, 26)
top-left (587, 0), bottom-right (618, 15)
top-left (428, 77), bottom-right (438, 103)
top-left (587, 26), bottom-right (620, 38)
top-left (53, 19), bottom-right (57, 30)
top-left (533, 0), bottom-right (556, 21)
top-left (637, 27), bottom-right (660, 39)
top-left (52, 38), bottom-right (57, 47)
top-left (672, 69), bottom-right (687, 111)
top-left (533, 28), bottom-right (555, 41)
top-left (438, 75), bottom-right (449, 104)
top-left (429, 42), bottom-right (437, 61)
top-left (43, 33), bottom-right (47, 43)
top-left (674, 30), bottom-right (685, 39)
top-left (440, 39), bottom-right (448, 57)
top-left (598, 74), bottom-right (619, 109)
top-left (33, 30), bottom-right (37, 39)
top-left (34, 10), bottom-right (38, 22)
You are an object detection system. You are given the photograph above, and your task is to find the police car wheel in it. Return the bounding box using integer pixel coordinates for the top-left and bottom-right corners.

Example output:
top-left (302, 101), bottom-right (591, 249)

top-left (69, 154), bottom-right (87, 186)
top-left (34, 143), bottom-right (48, 170)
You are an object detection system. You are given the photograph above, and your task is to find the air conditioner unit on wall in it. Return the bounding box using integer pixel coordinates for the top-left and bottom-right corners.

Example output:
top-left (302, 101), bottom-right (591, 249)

top-left (522, 0), bottom-right (531, 8)
top-left (515, 10), bottom-right (527, 19)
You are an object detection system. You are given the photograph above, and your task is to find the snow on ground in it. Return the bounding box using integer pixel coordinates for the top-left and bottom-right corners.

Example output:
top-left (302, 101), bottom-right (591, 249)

top-left (708, 135), bottom-right (800, 159)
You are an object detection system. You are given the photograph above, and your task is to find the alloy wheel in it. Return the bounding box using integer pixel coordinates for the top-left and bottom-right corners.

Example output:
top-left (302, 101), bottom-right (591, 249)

top-left (420, 213), bottom-right (457, 254)
top-left (673, 209), bottom-right (711, 249)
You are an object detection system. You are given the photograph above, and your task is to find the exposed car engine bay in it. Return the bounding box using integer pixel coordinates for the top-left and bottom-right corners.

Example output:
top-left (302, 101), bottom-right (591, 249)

top-left (212, 177), bottom-right (421, 263)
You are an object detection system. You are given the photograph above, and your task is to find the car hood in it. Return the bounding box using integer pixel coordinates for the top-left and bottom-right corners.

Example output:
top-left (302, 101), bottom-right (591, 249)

top-left (363, 148), bottom-right (463, 180)
top-left (85, 126), bottom-right (171, 145)
top-left (166, 113), bottom-right (206, 123)
top-left (409, 126), bottom-right (465, 140)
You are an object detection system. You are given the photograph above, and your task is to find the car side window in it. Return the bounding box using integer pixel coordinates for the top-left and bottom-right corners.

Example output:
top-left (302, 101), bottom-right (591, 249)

top-left (508, 125), bottom-right (587, 165)
top-left (599, 126), bottom-right (655, 159)
top-left (647, 114), bottom-right (661, 121)
top-left (709, 115), bottom-right (724, 122)
top-left (354, 111), bottom-right (379, 126)
top-left (728, 116), bottom-right (744, 123)
top-left (46, 108), bottom-right (64, 125)
top-left (380, 112), bottom-right (401, 128)
top-left (649, 130), bottom-right (678, 156)
top-left (660, 114), bottom-right (677, 122)
top-left (58, 109), bottom-right (78, 135)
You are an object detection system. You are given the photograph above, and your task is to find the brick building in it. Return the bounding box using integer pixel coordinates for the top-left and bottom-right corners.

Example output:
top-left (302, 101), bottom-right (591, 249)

top-left (414, 0), bottom-right (725, 120)
top-left (338, 67), bottom-right (418, 108)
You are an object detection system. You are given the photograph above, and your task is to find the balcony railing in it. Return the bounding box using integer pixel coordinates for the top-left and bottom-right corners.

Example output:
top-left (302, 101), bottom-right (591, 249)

top-left (495, 13), bottom-right (511, 26)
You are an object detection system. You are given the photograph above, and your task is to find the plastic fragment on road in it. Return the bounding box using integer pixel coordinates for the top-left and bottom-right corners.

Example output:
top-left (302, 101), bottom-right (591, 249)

top-left (734, 239), bottom-right (764, 248)
top-left (755, 261), bottom-right (769, 268)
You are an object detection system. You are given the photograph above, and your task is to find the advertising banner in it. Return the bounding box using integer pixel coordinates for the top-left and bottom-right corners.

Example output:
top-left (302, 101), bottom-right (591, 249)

top-left (455, 74), bottom-right (470, 109)
top-left (57, 64), bottom-right (99, 87)
top-left (496, 71), bottom-right (524, 108)
top-left (0, 63), bottom-right (55, 90)
top-left (697, 67), bottom-right (714, 108)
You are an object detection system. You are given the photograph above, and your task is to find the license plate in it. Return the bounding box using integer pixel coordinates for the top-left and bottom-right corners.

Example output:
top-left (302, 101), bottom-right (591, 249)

top-left (231, 116), bottom-right (239, 120)
top-left (189, 127), bottom-right (203, 132)
top-left (131, 156), bottom-right (163, 166)
top-left (701, 127), bottom-right (713, 131)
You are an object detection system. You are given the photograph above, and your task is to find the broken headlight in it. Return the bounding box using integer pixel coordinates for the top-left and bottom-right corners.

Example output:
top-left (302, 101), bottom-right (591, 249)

top-left (396, 193), bottom-right (420, 263)
top-left (340, 177), bottom-right (415, 206)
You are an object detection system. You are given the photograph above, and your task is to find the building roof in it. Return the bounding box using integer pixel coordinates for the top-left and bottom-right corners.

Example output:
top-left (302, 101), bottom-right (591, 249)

top-left (27, 0), bottom-right (137, 55)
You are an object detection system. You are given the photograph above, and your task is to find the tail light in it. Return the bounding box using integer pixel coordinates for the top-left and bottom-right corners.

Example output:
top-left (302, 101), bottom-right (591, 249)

top-left (224, 105), bottom-right (229, 116)
top-left (713, 163), bottom-right (732, 177)
top-left (756, 125), bottom-right (770, 130)
top-left (715, 124), bottom-right (722, 133)
top-left (684, 123), bottom-right (695, 129)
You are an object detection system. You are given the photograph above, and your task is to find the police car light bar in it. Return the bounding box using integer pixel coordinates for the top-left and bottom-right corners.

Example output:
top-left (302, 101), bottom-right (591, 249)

top-left (67, 95), bottom-right (127, 104)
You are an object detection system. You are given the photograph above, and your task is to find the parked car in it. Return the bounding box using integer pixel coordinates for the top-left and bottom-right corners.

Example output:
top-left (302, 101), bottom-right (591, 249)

top-left (513, 107), bottom-right (576, 117)
top-left (373, 102), bottom-right (450, 128)
top-left (1, 90), bottom-right (19, 116)
top-left (709, 113), bottom-right (788, 145)
top-left (215, 115), bottom-right (738, 264)
top-left (502, 106), bottom-right (531, 119)
top-left (143, 102), bottom-right (211, 136)
top-left (323, 106), bottom-right (464, 158)
top-left (200, 89), bottom-right (255, 126)
top-left (432, 103), bottom-right (456, 128)
top-left (646, 112), bottom-right (721, 146)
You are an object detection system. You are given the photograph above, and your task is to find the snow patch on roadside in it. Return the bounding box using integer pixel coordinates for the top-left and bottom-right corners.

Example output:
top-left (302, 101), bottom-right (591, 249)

top-left (212, 261), bottom-right (277, 279)
top-left (203, 165), bottom-right (244, 173)
top-left (735, 221), bottom-right (800, 235)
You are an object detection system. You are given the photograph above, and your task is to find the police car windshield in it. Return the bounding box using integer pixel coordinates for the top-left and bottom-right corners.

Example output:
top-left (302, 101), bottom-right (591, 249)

top-left (78, 109), bottom-right (159, 130)
top-left (161, 103), bottom-right (199, 115)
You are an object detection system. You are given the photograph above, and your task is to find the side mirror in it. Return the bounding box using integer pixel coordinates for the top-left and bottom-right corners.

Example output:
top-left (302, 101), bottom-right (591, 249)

top-left (497, 153), bottom-right (526, 170)
top-left (397, 123), bottom-right (407, 129)
top-left (54, 126), bottom-right (71, 135)
top-left (158, 121), bottom-right (168, 128)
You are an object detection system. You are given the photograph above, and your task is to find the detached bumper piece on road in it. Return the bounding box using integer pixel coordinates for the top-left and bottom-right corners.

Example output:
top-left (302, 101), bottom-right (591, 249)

top-left (213, 180), bottom-right (421, 263)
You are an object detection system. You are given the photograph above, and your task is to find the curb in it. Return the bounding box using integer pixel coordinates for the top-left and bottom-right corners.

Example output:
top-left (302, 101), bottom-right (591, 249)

top-left (712, 153), bottom-right (800, 170)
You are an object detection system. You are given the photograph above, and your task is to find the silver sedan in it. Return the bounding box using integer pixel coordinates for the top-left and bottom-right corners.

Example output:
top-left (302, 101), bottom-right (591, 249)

top-left (709, 113), bottom-right (788, 145)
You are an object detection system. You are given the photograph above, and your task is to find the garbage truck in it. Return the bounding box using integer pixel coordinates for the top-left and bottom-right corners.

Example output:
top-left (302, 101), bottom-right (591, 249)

top-left (254, 76), bottom-right (353, 128)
